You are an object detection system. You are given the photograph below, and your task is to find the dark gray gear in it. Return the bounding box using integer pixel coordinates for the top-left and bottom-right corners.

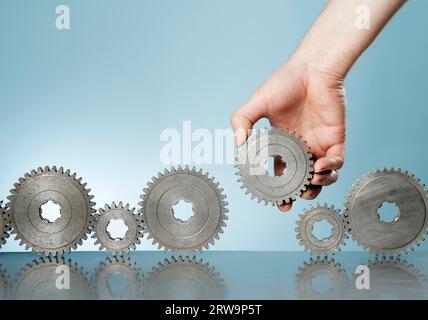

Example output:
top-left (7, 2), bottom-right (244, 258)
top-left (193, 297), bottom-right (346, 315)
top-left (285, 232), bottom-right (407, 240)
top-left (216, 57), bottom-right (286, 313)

top-left (143, 256), bottom-right (225, 300)
top-left (92, 256), bottom-right (142, 300)
top-left (345, 168), bottom-right (428, 255)
top-left (139, 166), bottom-right (228, 251)
top-left (0, 202), bottom-right (11, 249)
top-left (92, 202), bottom-right (143, 255)
top-left (296, 204), bottom-right (347, 256)
top-left (295, 257), bottom-right (349, 300)
top-left (11, 257), bottom-right (90, 300)
top-left (236, 128), bottom-right (313, 206)
top-left (7, 166), bottom-right (96, 255)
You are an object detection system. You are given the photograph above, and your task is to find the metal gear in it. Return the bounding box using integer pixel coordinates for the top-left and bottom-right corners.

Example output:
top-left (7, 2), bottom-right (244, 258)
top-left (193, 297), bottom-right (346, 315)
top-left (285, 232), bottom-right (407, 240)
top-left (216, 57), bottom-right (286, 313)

top-left (92, 256), bottom-right (142, 300)
top-left (139, 166), bottom-right (228, 251)
top-left (345, 168), bottom-right (428, 255)
top-left (143, 256), bottom-right (225, 300)
top-left (296, 204), bottom-right (347, 256)
top-left (11, 256), bottom-right (90, 300)
top-left (6, 166), bottom-right (96, 255)
top-left (92, 202), bottom-right (144, 255)
top-left (236, 128), bottom-right (313, 206)
top-left (295, 257), bottom-right (349, 300)
top-left (0, 201), bottom-right (11, 249)
top-left (364, 257), bottom-right (427, 299)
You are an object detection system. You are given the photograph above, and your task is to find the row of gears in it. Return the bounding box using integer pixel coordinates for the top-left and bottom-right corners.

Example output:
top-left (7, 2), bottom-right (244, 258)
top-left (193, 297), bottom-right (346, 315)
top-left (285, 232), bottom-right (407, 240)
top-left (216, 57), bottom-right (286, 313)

top-left (296, 169), bottom-right (428, 256)
top-left (0, 165), bottom-right (228, 255)
top-left (0, 255), bottom-right (225, 300)
top-left (235, 128), bottom-right (428, 256)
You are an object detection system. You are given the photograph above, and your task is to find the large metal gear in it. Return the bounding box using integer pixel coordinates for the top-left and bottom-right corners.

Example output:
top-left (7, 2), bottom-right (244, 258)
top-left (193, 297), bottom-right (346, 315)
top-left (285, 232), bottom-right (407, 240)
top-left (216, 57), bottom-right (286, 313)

top-left (236, 128), bottom-right (313, 206)
top-left (296, 204), bottom-right (347, 256)
top-left (143, 256), bottom-right (225, 300)
top-left (0, 202), bottom-right (11, 249)
top-left (6, 166), bottom-right (96, 255)
top-left (345, 168), bottom-right (428, 255)
top-left (11, 257), bottom-right (90, 300)
top-left (92, 202), bottom-right (144, 255)
top-left (139, 166), bottom-right (228, 251)
top-left (92, 256), bottom-right (142, 300)
top-left (295, 257), bottom-right (349, 300)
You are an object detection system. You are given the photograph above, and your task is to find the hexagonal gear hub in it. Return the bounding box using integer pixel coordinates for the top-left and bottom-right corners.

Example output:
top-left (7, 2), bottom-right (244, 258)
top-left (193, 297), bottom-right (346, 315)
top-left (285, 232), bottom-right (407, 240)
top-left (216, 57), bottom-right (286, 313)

top-left (6, 166), bottom-right (96, 255)
top-left (139, 166), bottom-right (228, 251)
top-left (345, 168), bottom-right (428, 255)
top-left (236, 128), bottom-right (313, 206)
top-left (92, 202), bottom-right (144, 255)
top-left (296, 204), bottom-right (347, 256)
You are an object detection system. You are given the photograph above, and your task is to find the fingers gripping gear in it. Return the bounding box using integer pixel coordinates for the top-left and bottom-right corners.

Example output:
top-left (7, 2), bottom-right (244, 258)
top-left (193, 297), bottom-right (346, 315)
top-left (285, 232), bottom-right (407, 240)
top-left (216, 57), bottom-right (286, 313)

top-left (236, 128), bottom-right (313, 206)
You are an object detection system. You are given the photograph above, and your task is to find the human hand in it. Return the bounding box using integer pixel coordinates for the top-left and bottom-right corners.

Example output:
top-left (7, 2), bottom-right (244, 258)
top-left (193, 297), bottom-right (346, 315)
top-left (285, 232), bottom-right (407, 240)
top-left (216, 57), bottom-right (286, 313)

top-left (231, 58), bottom-right (346, 212)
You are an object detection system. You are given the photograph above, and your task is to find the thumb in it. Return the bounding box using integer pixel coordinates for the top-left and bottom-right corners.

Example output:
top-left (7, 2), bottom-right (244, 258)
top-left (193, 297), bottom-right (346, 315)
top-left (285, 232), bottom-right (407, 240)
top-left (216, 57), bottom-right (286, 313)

top-left (230, 90), bottom-right (268, 147)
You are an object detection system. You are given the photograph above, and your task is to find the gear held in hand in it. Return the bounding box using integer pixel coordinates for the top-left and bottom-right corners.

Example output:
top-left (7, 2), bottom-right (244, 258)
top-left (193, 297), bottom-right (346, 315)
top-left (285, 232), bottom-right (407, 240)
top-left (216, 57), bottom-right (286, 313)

top-left (236, 128), bottom-right (313, 206)
top-left (139, 166), bottom-right (228, 252)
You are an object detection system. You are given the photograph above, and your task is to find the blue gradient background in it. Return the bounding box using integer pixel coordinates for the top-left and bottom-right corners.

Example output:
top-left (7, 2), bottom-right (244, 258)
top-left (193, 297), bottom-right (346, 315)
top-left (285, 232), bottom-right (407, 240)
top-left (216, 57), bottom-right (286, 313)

top-left (0, 0), bottom-right (427, 252)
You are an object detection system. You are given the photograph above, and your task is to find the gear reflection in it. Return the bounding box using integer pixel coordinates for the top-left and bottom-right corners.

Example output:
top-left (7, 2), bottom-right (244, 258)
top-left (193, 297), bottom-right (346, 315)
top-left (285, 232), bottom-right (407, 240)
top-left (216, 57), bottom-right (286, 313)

top-left (92, 256), bottom-right (142, 300)
top-left (11, 257), bottom-right (90, 300)
top-left (143, 256), bottom-right (226, 300)
top-left (295, 257), bottom-right (349, 299)
top-left (356, 257), bottom-right (428, 300)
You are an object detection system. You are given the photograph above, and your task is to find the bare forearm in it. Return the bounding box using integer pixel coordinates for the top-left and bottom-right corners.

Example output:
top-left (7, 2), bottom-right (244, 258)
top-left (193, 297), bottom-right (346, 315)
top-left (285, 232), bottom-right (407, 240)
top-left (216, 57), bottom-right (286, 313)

top-left (294, 0), bottom-right (407, 76)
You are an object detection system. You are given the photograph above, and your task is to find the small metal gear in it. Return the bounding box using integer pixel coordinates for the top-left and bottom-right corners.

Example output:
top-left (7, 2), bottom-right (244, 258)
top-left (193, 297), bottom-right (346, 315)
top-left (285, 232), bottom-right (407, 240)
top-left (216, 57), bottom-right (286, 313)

top-left (11, 256), bottom-right (90, 300)
top-left (364, 257), bottom-right (427, 299)
top-left (295, 257), bottom-right (349, 300)
top-left (139, 166), bottom-right (228, 251)
top-left (236, 128), bottom-right (313, 206)
top-left (7, 166), bottom-right (96, 255)
top-left (345, 168), bottom-right (428, 255)
top-left (92, 256), bottom-right (142, 300)
top-left (92, 202), bottom-right (144, 255)
top-left (0, 201), bottom-right (11, 249)
top-left (143, 256), bottom-right (225, 300)
top-left (296, 204), bottom-right (347, 256)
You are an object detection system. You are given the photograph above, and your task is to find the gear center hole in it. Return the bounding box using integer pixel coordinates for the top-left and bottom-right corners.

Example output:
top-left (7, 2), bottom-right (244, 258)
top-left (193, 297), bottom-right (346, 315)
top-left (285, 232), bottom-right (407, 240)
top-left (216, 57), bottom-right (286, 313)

top-left (265, 155), bottom-right (286, 177)
top-left (39, 201), bottom-right (62, 223)
top-left (312, 219), bottom-right (333, 241)
top-left (107, 272), bottom-right (128, 298)
top-left (107, 219), bottom-right (129, 241)
top-left (377, 201), bottom-right (400, 224)
top-left (172, 200), bottom-right (195, 223)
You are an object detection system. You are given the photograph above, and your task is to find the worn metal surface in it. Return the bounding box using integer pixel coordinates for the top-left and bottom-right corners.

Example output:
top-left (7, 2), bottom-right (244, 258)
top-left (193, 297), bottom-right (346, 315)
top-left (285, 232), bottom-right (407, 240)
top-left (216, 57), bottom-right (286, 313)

top-left (296, 204), bottom-right (347, 256)
top-left (7, 166), bottom-right (95, 255)
top-left (139, 166), bottom-right (228, 251)
top-left (92, 202), bottom-right (143, 255)
top-left (345, 168), bottom-right (428, 255)
top-left (0, 202), bottom-right (10, 249)
top-left (236, 128), bottom-right (313, 206)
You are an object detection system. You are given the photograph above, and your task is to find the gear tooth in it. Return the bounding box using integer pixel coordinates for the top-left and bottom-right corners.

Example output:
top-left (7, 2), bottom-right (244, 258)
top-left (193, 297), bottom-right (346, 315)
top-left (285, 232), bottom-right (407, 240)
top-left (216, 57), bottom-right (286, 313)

top-left (37, 167), bottom-right (44, 174)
